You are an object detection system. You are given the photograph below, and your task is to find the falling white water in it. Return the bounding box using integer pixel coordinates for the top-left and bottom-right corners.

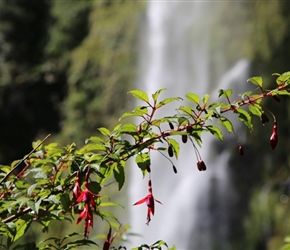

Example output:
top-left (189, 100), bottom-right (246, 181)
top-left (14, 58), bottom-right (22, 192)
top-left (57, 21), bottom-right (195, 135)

top-left (129, 2), bottom-right (249, 249)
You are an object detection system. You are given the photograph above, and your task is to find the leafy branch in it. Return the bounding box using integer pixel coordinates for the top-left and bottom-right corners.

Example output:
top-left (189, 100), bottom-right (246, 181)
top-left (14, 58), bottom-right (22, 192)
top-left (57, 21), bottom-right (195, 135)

top-left (0, 71), bottom-right (290, 249)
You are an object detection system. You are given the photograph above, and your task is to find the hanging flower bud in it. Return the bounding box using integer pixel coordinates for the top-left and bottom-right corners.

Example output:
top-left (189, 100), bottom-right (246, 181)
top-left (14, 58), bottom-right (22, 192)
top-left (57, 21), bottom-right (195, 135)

top-left (172, 165), bottom-right (177, 174)
top-left (182, 134), bottom-right (188, 143)
top-left (272, 95), bottom-right (281, 103)
top-left (261, 113), bottom-right (269, 125)
top-left (270, 122), bottom-right (278, 150)
top-left (197, 160), bottom-right (206, 171)
top-left (168, 145), bottom-right (174, 157)
top-left (238, 145), bottom-right (244, 156)
top-left (186, 126), bottom-right (193, 134)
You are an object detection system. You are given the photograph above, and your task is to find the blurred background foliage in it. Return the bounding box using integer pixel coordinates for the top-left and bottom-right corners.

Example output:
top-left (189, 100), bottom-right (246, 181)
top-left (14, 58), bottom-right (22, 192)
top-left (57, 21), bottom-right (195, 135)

top-left (0, 0), bottom-right (290, 249)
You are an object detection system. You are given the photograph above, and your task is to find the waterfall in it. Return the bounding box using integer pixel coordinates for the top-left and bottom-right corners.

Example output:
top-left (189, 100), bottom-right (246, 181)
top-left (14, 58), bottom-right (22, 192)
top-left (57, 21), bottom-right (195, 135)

top-left (129, 2), bottom-right (249, 249)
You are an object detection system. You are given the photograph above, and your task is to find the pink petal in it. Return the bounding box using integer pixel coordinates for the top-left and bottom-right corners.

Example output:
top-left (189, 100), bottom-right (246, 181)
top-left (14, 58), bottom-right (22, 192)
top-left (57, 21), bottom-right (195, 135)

top-left (133, 197), bottom-right (147, 206)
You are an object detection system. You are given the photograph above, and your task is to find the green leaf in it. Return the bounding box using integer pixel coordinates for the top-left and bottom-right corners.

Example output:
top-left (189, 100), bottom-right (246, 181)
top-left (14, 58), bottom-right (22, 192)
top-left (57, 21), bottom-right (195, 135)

top-left (82, 143), bottom-right (106, 152)
top-left (99, 211), bottom-right (119, 222)
top-left (186, 93), bottom-right (200, 104)
top-left (113, 163), bottom-right (125, 190)
top-left (135, 153), bottom-right (151, 177)
top-left (128, 90), bottom-right (149, 103)
top-left (218, 117), bottom-right (233, 133)
top-left (248, 104), bottom-right (262, 117)
top-left (118, 123), bottom-right (138, 134)
top-left (167, 138), bottom-right (180, 159)
top-left (60, 193), bottom-right (71, 212)
top-left (202, 93), bottom-right (210, 103)
top-left (156, 97), bottom-right (182, 109)
top-left (120, 106), bottom-right (148, 119)
top-left (88, 181), bottom-right (101, 194)
top-left (178, 105), bottom-right (192, 116)
top-left (27, 183), bottom-right (38, 197)
top-left (276, 73), bottom-right (290, 85)
top-left (239, 91), bottom-right (252, 102)
top-left (206, 125), bottom-right (223, 141)
top-left (85, 136), bottom-right (104, 144)
top-left (14, 215), bottom-right (33, 241)
top-left (152, 88), bottom-right (166, 102)
top-left (235, 108), bottom-right (253, 131)
top-left (218, 89), bottom-right (232, 99)
top-left (177, 116), bottom-right (189, 126)
top-left (98, 127), bottom-right (110, 137)
top-left (247, 76), bottom-right (263, 88)
top-left (99, 202), bottom-right (124, 208)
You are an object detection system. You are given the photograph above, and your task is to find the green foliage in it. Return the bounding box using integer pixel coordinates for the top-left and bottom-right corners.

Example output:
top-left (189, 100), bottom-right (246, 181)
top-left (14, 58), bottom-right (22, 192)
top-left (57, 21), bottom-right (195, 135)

top-left (0, 72), bottom-right (289, 249)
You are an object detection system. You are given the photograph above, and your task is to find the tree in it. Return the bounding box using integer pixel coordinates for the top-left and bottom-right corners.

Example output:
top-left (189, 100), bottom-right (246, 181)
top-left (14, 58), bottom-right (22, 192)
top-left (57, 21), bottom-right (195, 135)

top-left (0, 71), bottom-right (289, 249)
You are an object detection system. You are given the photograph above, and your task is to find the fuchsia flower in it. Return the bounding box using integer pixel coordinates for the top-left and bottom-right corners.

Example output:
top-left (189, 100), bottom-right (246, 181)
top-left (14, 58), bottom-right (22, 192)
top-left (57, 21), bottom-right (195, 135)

top-left (74, 179), bottom-right (100, 238)
top-left (133, 179), bottom-right (162, 225)
top-left (270, 121), bottom-right (278, 150)
top-left (73, 171), bottom-right (81, 201)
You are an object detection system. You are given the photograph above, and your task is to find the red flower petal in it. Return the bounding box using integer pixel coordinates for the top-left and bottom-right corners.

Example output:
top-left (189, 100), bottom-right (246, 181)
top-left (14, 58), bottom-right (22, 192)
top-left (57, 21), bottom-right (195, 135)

top-left (133, 197), bottom-right (147, 206)
top-left (76, 208), bottom-right (87, 225)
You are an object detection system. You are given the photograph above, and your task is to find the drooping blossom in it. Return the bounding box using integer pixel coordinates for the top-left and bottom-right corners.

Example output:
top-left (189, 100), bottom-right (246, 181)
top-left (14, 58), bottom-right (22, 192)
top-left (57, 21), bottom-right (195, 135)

top-left (196, 160), bottom-right (206, 171)
top-left (133, 179), bottom-right (162, 225)
top-left (270, 121), bottom-right (278, 150)
top-left (73, 171), bottom-right (81, 201)
top-left (75, 180), bottom-right (100, 238)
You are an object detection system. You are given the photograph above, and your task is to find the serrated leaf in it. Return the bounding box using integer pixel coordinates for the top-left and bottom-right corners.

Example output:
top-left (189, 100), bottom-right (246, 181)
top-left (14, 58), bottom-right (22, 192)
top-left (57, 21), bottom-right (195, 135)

top-left (44, 195), bottom-right (59, 204)
top-left (275, 90), bottom-right (290, 96)
top-left (218, 89), bottom-right (232, 99)
top-left (276, 73), bottom-right (290, 85)
top-left (218, 117), bottom-right (233, 133)
top-left (178, 105), bottom-right (192, 115)
top-left (235, 108), bottom-right (253, 131)
top-left (99, 211), bottom-right (119, 222)
top-left (248, 104), bottom-right (262, 117)
top-left (128, 90), bottom-right (149, 103)
top-left (98, 127), bottom-right (110, 137)
top-left (206, 125), bottom-right (223, 141)
top-left (60, 193), bottom-right (71, 212)
top-left (120, 106), bottom-right (148, 120)
top-left (27, 183), bottom-right (38, 197)
top-left (247, 76), bottom-right (263, 88)
top-left (88, 181), bottom-right (101, 194)
top-left (186, 93), bottom-right (200, 104)
top-left (152, 88), bottom-right (166, 102)
top-left (83, 143), bottom-right (106, 152)
top-left (156, 97), bottom-right (182, 109)
top-left (119, 123), bottom-right (138, 134)
top-left (99, 202), bottom-right (124, 208)
top-left (135, 153), bottom-right (151, 177)
top-left (35, 198), bottom-right (42, 214)
top-left (85, 136), bottom-right (104, 144)
top-left (202, 93), bottom-right (210, 103)
top-left (113, 163), bottom-right (125, 190)
top-left (211, 106), bottom-right (221, 117)
top-left (177, 116), bottom-right (188, 126)
top-left (14, 215), bottom-right (33, 241)
top-left (239, 91), bottom-right (252, 102)
top-left (167, 138), bottom-right (180, 159)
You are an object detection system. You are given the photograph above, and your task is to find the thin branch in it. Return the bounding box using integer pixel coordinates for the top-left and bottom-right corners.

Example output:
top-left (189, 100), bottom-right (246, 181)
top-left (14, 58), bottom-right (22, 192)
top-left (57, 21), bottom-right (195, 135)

top-left (0, 134), bottom-right (51, 185)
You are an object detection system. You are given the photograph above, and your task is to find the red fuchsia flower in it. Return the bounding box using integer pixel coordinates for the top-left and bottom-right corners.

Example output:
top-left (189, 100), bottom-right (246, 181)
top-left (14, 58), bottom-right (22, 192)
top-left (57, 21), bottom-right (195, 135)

top-left (270, 121), bottom-right (278, 150)
top-left (133, 179), bottom-right (162, 225)
top-left (103, 226), bottom-right (117, 250)
top-left (75, 181), bottom-right (100, 238)
top-left (73, 171), bottom-right (81, 201)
